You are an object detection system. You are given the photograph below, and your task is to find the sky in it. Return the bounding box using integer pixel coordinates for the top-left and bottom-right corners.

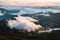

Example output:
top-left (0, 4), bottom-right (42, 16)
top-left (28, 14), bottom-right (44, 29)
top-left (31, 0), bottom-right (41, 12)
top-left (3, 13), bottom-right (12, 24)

top-left (0, 0), bottom-right (60, 6)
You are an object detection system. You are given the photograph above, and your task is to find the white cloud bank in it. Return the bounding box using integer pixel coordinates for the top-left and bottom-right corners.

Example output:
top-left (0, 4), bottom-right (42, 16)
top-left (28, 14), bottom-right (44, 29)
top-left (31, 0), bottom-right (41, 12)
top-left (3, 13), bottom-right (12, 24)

top-left (7, 16), bottom-right (42, 32)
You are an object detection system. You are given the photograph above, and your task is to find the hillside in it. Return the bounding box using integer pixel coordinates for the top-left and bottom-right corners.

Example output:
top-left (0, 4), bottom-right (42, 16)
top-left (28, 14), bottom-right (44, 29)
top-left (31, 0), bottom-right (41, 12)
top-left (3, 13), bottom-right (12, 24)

top-left (0, 13), bottom-right (60, 40)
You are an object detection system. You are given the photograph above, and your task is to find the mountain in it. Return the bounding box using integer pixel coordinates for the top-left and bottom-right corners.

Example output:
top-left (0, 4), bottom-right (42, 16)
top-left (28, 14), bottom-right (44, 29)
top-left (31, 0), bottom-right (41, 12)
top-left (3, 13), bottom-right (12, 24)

top-left (0, 19), bottom-right (60, 40)
top-left (0, 6), bottom-right (60, 40)
top-left (0, 8), bottom-right (60, 29)
top-left (21, 12), bottom-right (60, 28)
top-left (0, 6), bottom-right (60, 15)
top-left (0, 8), bottom-right (20, 14)
top-left (0, 8), bottom-right (19, 20)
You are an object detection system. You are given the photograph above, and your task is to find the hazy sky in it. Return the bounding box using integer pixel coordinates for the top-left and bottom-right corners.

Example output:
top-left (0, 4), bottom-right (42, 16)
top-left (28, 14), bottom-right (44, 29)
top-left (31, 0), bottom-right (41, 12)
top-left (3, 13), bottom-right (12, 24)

top-left (0, 0), bottom-right (60, 6)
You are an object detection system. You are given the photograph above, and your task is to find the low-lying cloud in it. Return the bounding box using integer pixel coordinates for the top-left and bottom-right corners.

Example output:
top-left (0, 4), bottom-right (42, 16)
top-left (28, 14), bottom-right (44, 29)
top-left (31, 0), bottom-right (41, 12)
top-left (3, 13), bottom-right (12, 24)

top-left (7, 16), bottom-right (42, 32)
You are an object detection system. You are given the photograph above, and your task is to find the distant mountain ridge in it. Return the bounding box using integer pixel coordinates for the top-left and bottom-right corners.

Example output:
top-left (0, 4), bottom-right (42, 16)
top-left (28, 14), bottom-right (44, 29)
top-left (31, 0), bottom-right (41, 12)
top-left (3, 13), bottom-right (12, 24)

top-left (0, 8), bottom-right (20, 14)
top-left (0, 7), bottom-right (60, 28)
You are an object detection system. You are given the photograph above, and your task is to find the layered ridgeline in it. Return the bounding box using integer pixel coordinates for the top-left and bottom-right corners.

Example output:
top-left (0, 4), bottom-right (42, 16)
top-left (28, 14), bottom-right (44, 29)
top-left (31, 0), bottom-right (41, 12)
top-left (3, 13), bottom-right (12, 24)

top-left (0, 6), bottom-right (60, 40)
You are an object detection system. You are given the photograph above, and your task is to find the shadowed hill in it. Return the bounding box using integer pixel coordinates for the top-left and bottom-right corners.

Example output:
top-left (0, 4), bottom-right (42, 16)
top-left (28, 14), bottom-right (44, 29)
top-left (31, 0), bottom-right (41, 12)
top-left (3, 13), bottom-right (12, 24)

top-left (21, 12), bottom-right (60, 28)
top-left (0, 7), bottom-right (60, 40)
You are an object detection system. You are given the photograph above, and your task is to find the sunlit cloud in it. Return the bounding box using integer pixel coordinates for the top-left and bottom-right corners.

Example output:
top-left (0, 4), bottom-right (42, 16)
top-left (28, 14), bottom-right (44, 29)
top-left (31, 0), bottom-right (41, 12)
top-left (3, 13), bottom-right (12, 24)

top-left (8, 16), bottom-right (42, 32)
top-left (0, 0), bottom-right (60, 6)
